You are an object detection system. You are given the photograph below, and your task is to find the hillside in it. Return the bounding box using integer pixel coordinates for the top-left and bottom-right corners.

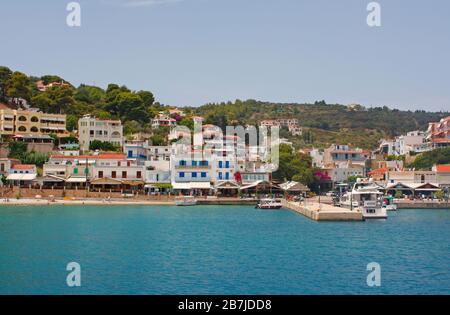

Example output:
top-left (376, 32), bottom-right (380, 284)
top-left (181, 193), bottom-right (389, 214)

top-left (1, 65), bottom-right (448, 150)
top-left (191, 100), bottom-right (449, 149)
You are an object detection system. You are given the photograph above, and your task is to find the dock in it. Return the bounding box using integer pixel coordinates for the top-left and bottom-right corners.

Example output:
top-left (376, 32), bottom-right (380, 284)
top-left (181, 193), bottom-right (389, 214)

top-left (282, 199), bottom-right (363, 221)
top-left (395, 200), bottom-right (450, 209)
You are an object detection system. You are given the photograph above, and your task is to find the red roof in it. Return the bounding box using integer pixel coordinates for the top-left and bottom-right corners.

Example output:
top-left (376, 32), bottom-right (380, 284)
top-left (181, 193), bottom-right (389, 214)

top-left (50, 153), bottom-right (126, 160)
top-left (98, 153), bottom-right (126, 159)
top-left (435, 164), bottom-right (450, 172)
top-left (368, 167), bottom-right (388, 175)
top-left (11, 164), bottom-right (35, 170)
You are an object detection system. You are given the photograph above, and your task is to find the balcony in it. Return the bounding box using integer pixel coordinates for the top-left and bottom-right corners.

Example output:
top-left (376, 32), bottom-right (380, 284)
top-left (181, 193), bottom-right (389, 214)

top-left (175, 177), bottom-right (211, 182)
top-left (175, 165), bottom-right (211, 169)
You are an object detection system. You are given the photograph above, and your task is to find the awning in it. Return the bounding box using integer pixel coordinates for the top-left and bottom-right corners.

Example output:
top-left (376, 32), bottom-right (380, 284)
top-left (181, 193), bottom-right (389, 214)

top-left (66, 177), bottom-right (87, 183)
top-left (90, 177), bottom-right (121, 185)
top-left (215, 180), bottom-right (240, 189)
top-left (189, 182), bottom-right (211, 189)
top-left (172, 182), bottom-right (191, 190)
top-left (122, 180), bottom-right (145, 186)
top-left (7, 174), bottom-right (36, 181)
top-left (43, 175), bottom-right (65, 182)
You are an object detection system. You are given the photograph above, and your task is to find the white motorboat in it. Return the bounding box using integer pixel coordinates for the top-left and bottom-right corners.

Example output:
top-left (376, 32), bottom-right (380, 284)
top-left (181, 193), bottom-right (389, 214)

top-left (339, 179), bottom-right (387, 219)
top-left (383, 195), bottom-right (397, 211)
top-left (175, 196), bottom-right (197, 206)
top-left (256, 198), bottom-right (283, 209)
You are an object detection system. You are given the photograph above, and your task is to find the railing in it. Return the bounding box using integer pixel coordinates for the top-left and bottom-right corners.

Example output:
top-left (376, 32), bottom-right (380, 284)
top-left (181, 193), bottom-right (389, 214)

top-left (175, 165), bottom-right (211, 169)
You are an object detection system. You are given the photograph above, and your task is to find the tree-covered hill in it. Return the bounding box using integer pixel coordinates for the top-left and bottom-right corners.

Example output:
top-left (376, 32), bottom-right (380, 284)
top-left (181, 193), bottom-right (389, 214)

top-left (191, 99), bottom-right (449, 149)
top-left (1, 65), bottom-right (448, 150)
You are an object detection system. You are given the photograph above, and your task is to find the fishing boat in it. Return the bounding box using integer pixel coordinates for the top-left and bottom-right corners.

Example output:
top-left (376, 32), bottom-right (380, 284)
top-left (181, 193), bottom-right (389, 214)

top-left (256, 198), bottom-right (283, 209)
top-left (383, 195), bottom-right (397, 211)
top-left (339, 178), bottom-right (387, 219)
top-left (175, 196), bottom-right (197, 206)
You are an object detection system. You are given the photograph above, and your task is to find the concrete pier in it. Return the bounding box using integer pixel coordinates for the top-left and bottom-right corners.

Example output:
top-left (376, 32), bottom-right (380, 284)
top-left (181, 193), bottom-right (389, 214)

top-left (282, 199), bottom-right (363, 221)
top-left (395, 200), bottom-right (450, 209)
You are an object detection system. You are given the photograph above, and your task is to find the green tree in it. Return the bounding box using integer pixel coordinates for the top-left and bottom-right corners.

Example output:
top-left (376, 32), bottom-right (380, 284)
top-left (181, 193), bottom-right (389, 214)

top-left (66, 114), bottom-right (78, 132)
top-left (0, 66), bottom-right (12, 102)
top-left (6, 71), bottom-right (32, 101)
top-left (8, 141), bottom-right (28, 160)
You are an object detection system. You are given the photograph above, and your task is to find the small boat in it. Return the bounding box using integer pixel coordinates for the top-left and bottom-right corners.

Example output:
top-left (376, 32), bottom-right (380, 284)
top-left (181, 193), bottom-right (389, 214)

top-left (256, 198), bottom-right (283, 209)
top-left (383, 195), bottom-right (397, 211)
top-left (175, 196), bottom-right (197, 206)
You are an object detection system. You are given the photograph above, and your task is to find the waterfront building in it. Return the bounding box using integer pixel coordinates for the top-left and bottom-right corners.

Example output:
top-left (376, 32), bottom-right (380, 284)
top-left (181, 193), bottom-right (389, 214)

top-left (91, 153), bottom-right (144, 191)
top-left (0, 108), bottom-right (68, 137)
top-left (321, 162), bottom-right (366, 183)
top-left (432, 164), bottom-right (450, 188)
top-left (0, 158), bottom-right (20, 177)
top-left (144, 159), bottom-right (171, 194)
top-left (78, 115), bottom-right (123, 152)
top-left (6, 164), bottom-right (37, 187)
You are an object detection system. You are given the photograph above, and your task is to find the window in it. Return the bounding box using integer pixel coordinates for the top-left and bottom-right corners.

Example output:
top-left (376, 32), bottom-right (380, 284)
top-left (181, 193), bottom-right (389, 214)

top-left (112, 171), bottom-right (116, 178)
top-left (201, 172), bottom-right (207, 178)
top-left (180, 160), bottom-right (186, 166)
top-left (218, 172), bottom-right (222, 180)
top-left (73, 168), bottom-right (78, 174)
top-left (128, 150), bottom-right (133, 158)
top-left (225, 172), bottom-right (229, 180)
top-left (18, 126), bottom-right (27, 132)
top-left (225, 161), bottom-right (230, 168)
top-left (192, 160), bottom-right (197, 166)
top-left (18, 116), bottom-right (27, 122)
top-left (122, 171), bottom-right (127, 178)
top-left (30, 126), bottom-right (38, 132)
top-left (192, 172), bottom-right (197, 178)
top-left (179, 172), bottom-right (185, 178)
top-left (137, 171), bottom-right (142, 178)
top-left (218, 161), bottom-right (223, 168)
top-left (98, 171), bottom-right (103, 178)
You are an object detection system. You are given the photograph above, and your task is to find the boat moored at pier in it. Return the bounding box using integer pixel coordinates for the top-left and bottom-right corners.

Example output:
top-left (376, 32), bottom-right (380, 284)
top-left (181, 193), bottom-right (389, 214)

top-left (339, 179), bottom-right (387, 219)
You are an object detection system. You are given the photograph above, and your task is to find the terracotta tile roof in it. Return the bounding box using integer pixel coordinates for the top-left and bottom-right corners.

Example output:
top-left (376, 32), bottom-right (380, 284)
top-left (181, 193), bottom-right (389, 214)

top-left (0, 158), bottom-right (20, 161)
top-left (368, 167), bottom-right (388, 175)
top-left (98, 153), bottom-right (126, 159)
top-left (11, 164), bottom-right (35, 170)
top-left (435, 164), bottom-right (450, 172)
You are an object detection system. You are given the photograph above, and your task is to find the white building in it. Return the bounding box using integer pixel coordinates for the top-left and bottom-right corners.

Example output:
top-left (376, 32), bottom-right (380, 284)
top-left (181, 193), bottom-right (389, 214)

top-left (78, 115), bottom-right (123, 152)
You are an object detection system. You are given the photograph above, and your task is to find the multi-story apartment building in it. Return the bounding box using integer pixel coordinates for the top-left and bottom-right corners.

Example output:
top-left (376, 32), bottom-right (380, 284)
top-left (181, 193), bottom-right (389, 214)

top-left (0, 108), bottom-right (68, 137)
top-left (43, 153), bottom-right (144, 186)
top-left (427, 115), bottom-right (450, 148)
top-left (323, 144), bottom-right (369, 167)
top-left (78, 115), bottom-right (123, 152)
top-left (380, 131), bottom-right (428, 156)
top-left (151, 112), bottom-right (177, 129)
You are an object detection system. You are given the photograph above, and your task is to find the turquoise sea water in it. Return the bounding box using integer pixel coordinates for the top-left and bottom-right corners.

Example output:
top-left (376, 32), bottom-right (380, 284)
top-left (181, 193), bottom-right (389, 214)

top-left (0, 205), bottom-right (449, 295)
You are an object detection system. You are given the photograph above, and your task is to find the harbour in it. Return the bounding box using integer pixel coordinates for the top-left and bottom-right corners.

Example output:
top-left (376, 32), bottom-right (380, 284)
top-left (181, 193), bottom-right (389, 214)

top-left (0, 204), bottom-right (449, 294)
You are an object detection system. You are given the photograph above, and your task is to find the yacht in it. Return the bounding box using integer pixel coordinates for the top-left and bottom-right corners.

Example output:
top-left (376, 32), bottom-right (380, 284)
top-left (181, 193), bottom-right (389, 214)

top-left (256, 198), bottom-right (283, 209)
top-left (339, 179), bottom-right (387, 219)
top-left (175, 196), bottom-right (197, 206)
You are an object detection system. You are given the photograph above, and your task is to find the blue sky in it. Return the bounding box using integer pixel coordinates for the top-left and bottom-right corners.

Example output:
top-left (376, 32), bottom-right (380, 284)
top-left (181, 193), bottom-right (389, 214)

top-left (1, 0), bottom-right (449, 111)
